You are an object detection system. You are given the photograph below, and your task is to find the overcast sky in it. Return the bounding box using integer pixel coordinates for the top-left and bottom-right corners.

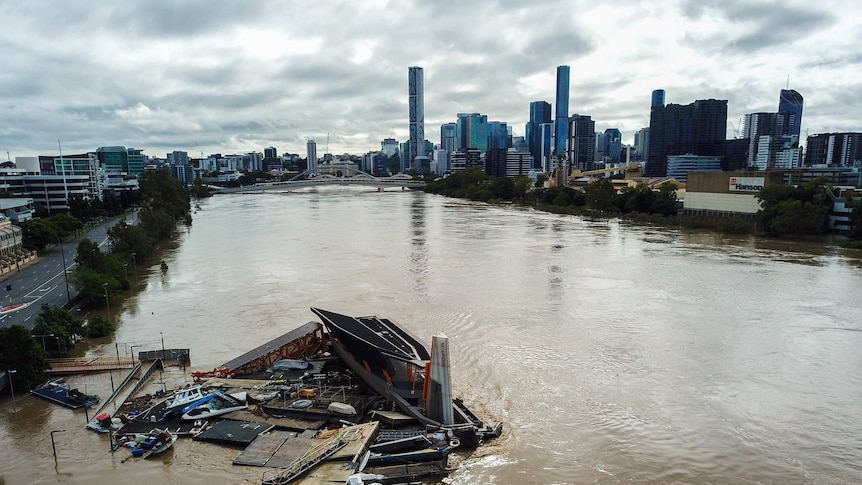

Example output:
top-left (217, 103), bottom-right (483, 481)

top-left (1, 0), bottom-right (859, 160)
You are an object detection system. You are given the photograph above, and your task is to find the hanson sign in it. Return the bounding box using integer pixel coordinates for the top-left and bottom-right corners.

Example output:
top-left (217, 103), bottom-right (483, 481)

top-left (729, 177), bottom-right (765, 192)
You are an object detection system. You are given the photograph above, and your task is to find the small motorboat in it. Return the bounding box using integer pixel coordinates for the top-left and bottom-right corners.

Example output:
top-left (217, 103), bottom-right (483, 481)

top-left (124, 428), bottom-right (176, 459)
top-left (181, 392), bottom-right (247, 420)
top-left (163, 385), bottom-right (209, 416)
top-left (30, 378), bottom-right (100, 409)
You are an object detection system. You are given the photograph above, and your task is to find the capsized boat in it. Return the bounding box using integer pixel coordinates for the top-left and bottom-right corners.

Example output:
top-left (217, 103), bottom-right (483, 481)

top-left (181, 391), bottom-right (247, 420)
top-left (310, 308), bottom-right (502, 448)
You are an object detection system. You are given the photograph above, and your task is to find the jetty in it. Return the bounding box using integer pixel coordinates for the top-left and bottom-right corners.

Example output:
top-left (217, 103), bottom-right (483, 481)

top-left (103, 309), bottom-right (501, 483)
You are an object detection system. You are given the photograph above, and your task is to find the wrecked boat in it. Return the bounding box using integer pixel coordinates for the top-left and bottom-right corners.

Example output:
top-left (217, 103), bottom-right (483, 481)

top-left (311, 308), bottom-right (502, 447)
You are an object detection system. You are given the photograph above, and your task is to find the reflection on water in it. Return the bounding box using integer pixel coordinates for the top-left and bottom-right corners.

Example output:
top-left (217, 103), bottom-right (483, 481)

top-left (2, 186), bottom-right (862, 484)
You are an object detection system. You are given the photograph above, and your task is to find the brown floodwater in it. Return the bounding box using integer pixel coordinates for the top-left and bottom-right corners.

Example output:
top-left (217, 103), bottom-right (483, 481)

top-left (2, 186), bottom-right (862, 484)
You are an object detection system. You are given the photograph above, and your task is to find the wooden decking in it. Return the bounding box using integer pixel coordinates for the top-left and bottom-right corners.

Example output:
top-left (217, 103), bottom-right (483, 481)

top-left (47, 357), bottom-right (136, 375)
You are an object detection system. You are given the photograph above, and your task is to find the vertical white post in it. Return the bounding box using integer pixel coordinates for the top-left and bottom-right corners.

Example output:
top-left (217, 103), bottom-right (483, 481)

top-left (430, 335), bottom-right (454, 425)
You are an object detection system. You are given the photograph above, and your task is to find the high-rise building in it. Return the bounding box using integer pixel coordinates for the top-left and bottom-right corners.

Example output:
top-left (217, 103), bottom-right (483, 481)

top-left (634, 127), bottom-right (650, 160)
top-left (778, 89), bottom-right (803, 138)
top-left (527, 101), bottom-right (552, 169)
top-left (539, 122), bottom-right (554, 172)
top-left (440, 123), bottom-right (457, 155)
top-left (487, 121), bottom-right (511, 150)
top-left (485, 149), bottom-right (531, 177)
top-left (408, 66), bottom-right (425, 170)
top-left (167, 151), bottom-right (189, 166)
top-left (381, 138), bottom-right (399, 158)
top-left (755, 135), bottom-right (800, 170)
top-left (306, 139), bottom-right (318, 174)
top-left (455, 113), bottom-right (488, 153)
top-left (651, 89), bottom-right (666, 109)
top-left (646, 98), bottom-right (728, 177)
top-left (264, 147), bottom-right (278, 159)
top-left (743, 112), bottom-right (778, 167)
top-left (804, 132), bottom-right (862, 167)
top-left (96, 146), bottom-right (146, 175)
top-left (602, 128), bottom-right (622, 163)
top-left (554, 66), bottom-right (570, 159)
top-left (567, 115), bottom-right (595, 172)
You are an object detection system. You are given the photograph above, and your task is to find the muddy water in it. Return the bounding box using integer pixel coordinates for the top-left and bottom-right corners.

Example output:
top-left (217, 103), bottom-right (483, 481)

top-left (2, 187), bottom-right (861, 484)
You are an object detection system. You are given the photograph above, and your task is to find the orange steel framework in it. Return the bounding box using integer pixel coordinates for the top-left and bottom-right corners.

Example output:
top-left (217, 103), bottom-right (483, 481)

top-left (192, 325), bottom-right (327, 380)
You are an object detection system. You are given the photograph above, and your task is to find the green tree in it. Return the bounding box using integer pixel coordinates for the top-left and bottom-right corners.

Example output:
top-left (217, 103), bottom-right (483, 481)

top-left (19, 219), bottom-right (59, 250)
top-left (649, 183), bottom-right (679, 216)
top-left (30, 305), bottom-right (84, 356)
top-left (189, 178), bottom-right (212, 198)
top-left (0, 325), bottom-right (48, 390)
top-left (75, 239), bottom-right (108, 273)
top-left (50, 213), bottom-right (84, 238)
top-left (84, 315), bottom-right (113, 338)
top-left (758, 178), bottom-right (832, 236)
top-left (584, 179), bottom-right (617, 211)
top-left (108, 221), bottom-right (154, 262)
top-left (513, 176), bottom-right (532, 201)
top-left (847, 200), bottom-right (862, 240)
top-left (386, 154), bottom-right (401, 174)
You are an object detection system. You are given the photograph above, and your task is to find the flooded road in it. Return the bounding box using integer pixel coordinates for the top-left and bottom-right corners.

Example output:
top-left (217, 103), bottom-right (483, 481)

top-left (2, 186), bottom-right (861, 484)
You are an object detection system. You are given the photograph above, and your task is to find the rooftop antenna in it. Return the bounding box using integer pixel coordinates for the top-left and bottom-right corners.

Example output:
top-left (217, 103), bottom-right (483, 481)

top-left (786, 75), bottom-right (790, 90)
top-left (6, 150), bottom-right (10, 162)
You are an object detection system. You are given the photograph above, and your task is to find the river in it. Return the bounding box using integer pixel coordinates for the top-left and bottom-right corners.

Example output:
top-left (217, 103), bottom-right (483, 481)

top-left (2, 186), bottom-right (861, 484)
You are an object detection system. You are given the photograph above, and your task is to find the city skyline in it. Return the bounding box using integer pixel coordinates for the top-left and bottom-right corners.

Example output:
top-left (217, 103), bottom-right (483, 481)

top-left (0, 1), bottom-right (859, 158)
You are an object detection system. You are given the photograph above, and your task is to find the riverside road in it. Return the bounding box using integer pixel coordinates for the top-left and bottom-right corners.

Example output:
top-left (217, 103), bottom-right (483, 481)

top-left (0, 212), bottom-right (137, 329)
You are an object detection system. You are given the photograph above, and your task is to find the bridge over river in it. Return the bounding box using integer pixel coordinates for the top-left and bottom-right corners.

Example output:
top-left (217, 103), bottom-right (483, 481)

top-left (211, 174), bottom-right (427, 194)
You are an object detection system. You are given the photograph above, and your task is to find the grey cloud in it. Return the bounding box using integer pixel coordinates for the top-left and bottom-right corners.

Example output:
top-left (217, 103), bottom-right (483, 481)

top-left (679, 0), bottom-right (835, 53)
top-left (105, 1), bottom-right (272, 38)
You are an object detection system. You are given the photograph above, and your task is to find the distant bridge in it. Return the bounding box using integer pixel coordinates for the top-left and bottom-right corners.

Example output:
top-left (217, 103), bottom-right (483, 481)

top-left (211, 175), bottom-right (427, 194)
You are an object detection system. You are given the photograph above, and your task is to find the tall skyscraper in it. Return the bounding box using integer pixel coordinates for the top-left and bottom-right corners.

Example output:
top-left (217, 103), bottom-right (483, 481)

top-left (408, 66), bottom-right (425, 170)
top-left (743, 112), bottom-right (778, 167)
top-left (306, 139), bottom-right (318, 174)
top-left (567, 115), bottom-right (595, 172)
top-left (539, 122), bottom-right (554, 172)
top-left (487, 121), bottom-right (511, 150)
top-left (381, 138), bottom-right (399, 158)
top-left (527, 101), bottom-right (552, 169)
top-left (264, 147), bottom-right (278, 159)
top-left (554, 66), bottom-right (570, 159)
top-left (646, 98), bottom-right (728, 177)
top-left (651, 89), bottom-right (666, 109)
top-left (455, 113), bottom-right (488, 153)
top-left (602, 128), bottom-right (623, 163)
top-left (634, 127), bottom-right (650, 160)
top-left (440, 123), bottom-right (457, 153)
top-left (778, 89), bottom-right (803, 138)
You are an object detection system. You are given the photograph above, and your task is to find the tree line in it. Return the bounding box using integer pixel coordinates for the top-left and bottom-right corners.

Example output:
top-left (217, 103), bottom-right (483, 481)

top-left (1, 170), bottom-right (192, 390)
top-left (424, 168), bottom-right (862, 238)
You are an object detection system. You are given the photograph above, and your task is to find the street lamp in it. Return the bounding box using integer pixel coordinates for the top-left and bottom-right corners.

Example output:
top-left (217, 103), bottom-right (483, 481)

top-left (123, 263), bottom-right (128, 280)
top-left (57, 236), bottom-right (71, 305)
top-left (6, 369), bottom-right (16, 413)
top-left (131, 252), bottom-right (137, 280)
top-left (50, 429), bottom-right (66, 465)
top-left (102, 282), bottom-right (111, 323)
top-left (33, 334), bottom-right (55, 354)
